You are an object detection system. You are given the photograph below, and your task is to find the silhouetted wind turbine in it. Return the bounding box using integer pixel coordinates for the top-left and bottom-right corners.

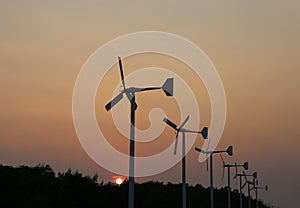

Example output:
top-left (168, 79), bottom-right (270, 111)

top-left (251, 178), bottom-right (268, 208)
top-left (105, 56), bottom-right (174, 208)
top-left (195, 145), bottom-right (233, 208)
top-left (220, 155), bottom-right (249, 208)
top-left (163, 116), bottom-right (208, 208)
top-left (234, 171), bottom-right (257, 208)
top-left (242, 171), bottom-right (256, 208)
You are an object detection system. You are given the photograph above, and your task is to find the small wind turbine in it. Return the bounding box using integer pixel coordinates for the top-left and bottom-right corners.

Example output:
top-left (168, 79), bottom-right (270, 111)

top-left (251, 178), bottom-right (268, 208)
top-left (195, 145), bottom-right (233, 208)
top-left (220, 155), bottom-right (249, 208)
top-left (163, 116), bottom-right (208, 208)
top-left (234, 171), bottom-right (257, 208)
top-left (105, 56), bottom-right (174, 208)
top-left (242, 171), bottom-right (256, 208)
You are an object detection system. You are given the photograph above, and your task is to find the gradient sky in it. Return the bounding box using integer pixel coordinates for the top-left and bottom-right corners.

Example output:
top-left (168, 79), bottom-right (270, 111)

top-left (1, 1), bottom-right (300, 207)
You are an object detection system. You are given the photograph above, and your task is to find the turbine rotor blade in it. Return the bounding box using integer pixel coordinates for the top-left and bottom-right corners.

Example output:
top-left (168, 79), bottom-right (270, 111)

top-left (221, 166), bottom-right (225, 181)
top-left (163, 118), bottom-right (178, 130)
top-left (118, 56), bottom-right (126, 89)
top-left (194, 147), bottom-right (203, 153)
top-left (179, 115), bottom-right (190, 130)
top-left (105, 93), bottom-right (123, 111)
top-left (174, 133), bottom-right (179, 155)
top-left (220, 154), bottom-right (225, 181)
top-left (220, 154), bottom-right (225, 166)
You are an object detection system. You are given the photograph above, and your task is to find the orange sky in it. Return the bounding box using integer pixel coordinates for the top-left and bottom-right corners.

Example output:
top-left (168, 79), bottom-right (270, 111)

top-left (0, 1), bottom-right (300, 207)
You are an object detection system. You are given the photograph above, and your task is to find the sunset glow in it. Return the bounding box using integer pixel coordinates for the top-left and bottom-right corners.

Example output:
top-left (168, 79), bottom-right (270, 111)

top-left (116, 178), bottom-right (124, 185)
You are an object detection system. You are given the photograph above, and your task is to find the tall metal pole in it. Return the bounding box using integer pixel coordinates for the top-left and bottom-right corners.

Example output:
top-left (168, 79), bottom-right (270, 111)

top-left (255, 188), bottom-right (258, 208)
top-left (239, 176), bottom-right (243, 208)
top-left (128, 94), bottom-right (135, 208)
top-left (247, 183), bottom-right (251, 208)
top-left (210, 154), bottom-right (214, 208)
top-left (182, 133), bottom-right (186, 208)
top-left (227, 167), bottom-right (231, 208)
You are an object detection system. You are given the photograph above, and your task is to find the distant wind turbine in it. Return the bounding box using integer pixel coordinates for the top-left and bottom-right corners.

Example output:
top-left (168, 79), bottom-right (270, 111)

top-left (195, 145), bottom-right (233, 208)
top-left (251, 178), bottom-right (268, 208)
top-left (234, 171), bottom-right (257, 208)
top-left (163, 116), bottom-right (208, 208)
top-left (105, 56), bottom-right (174, 208)
top-left (220, 155), bottom-right (249, 208)
top-left (242, 171), bottom-right (256, 208)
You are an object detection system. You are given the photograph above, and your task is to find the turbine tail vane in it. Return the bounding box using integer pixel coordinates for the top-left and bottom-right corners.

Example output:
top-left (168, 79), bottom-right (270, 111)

top-left (162, 78), bottom-right (173, 96)
top-left (243, 162), bottom-right (249, 170)
top-left (200, 127), bottom-right (208, 139)
top-left (253, 172), bottom-right (257, 179)
top-left (227, 146), bottom-right (233, 156)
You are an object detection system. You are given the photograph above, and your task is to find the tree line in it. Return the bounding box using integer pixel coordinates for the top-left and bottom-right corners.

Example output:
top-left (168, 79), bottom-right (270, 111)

top-left (0, 164), bottom-right (274, 208)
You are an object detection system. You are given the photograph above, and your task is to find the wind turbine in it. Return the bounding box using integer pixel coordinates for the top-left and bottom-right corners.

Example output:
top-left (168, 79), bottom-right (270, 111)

top-left (251, 178), bottom-right (268, 208)
top-left (242, 171), bottom-right (256, 208)
top-left (234, 171), bottom-right (257, 208)
top-left (220, 155), bottom-right (249, 208)
top-left (195, 145), bottom-right (233, 208)
top-left (105, 56), bottom-right (174, 208)
top-left (163, 116), bottom-right (208, 208)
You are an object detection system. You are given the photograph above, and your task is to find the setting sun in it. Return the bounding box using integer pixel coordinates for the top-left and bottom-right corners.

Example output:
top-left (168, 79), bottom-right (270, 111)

top-left (116, 178), bottom-right (124, 185)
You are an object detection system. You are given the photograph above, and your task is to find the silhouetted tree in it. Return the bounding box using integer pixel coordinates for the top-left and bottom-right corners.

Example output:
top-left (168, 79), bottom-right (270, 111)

top-left (0, 164), bottom-right (274, 208)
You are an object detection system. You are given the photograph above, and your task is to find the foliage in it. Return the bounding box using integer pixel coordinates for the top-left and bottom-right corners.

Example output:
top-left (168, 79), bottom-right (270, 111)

top-left (0, 164), bottom-right (272, 208)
